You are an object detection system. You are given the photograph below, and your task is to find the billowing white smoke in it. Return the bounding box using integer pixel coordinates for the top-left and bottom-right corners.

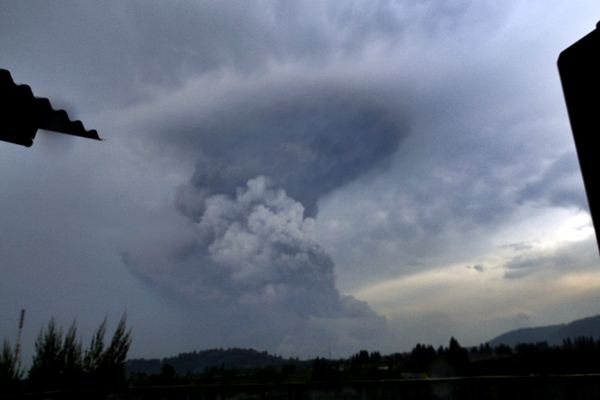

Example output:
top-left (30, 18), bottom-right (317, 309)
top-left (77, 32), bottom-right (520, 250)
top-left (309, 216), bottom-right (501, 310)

top-left (190, 175), bottom-right (340, 315)
top-left (124, 175), bottom-right (386, 354)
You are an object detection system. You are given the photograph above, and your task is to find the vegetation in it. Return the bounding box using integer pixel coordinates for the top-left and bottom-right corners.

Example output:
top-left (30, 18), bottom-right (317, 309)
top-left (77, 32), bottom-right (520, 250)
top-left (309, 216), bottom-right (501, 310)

top-left (3, 315), bottom-right (600, 397)
top-left (127, 336), bottom-right (600, 387)
top-left (0, 315), bottom-right (131, 395)
top-left (0, 338), bottom-right (22, 391)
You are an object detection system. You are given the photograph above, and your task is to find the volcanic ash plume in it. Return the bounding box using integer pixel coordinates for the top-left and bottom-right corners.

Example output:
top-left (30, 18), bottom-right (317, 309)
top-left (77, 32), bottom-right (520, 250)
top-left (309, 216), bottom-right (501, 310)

top-left (122, 80), bottom-right (403, 353)
top-left (124, 176), bottom-right (386, 353)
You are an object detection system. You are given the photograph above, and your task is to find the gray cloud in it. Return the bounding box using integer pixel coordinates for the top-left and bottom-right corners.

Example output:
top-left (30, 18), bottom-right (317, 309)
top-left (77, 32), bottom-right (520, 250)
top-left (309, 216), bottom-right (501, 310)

top-left (315, 121), bottom-right (535, 288)
top-left (0, 1), bottom-right (424, 111)
top-left (503, 237), bottom-right (598, 280)
top-left (2, 0), bottom-right (600, 360)
top-left (501, 241), bottom-right (536, 253)
top-left (467, 264), bottom-right (485, 273)
top-left (518, 152), bottom-right (588, 211)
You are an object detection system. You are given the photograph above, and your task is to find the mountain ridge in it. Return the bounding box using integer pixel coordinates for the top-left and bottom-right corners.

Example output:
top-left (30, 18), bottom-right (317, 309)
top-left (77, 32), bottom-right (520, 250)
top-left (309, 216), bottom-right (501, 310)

top-left (488, 314), bottom-right (600, 347)
top-left (127, 347), bottom-right (302, 375)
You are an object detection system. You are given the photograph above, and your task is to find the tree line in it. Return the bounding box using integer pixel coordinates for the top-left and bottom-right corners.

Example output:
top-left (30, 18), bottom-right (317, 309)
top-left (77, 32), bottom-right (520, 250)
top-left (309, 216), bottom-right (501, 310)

top-left (0, 315), bottom-right (131, 395)
top-left (128, 336), bottom-right (600, 387)
top-left (310, 337), bottom-right (600, 382)
top-left (4, 322), bottom-right (600, 394)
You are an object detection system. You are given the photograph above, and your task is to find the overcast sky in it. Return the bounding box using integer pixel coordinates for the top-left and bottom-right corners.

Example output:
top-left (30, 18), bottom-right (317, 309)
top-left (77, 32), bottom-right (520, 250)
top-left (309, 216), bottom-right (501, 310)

top-left (1, 1), bottom-right (599, 362)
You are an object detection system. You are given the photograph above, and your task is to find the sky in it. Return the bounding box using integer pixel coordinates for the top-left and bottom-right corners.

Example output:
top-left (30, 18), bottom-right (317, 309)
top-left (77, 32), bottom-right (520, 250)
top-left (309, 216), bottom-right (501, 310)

top-left (1, 1), bottom-right (599, 362)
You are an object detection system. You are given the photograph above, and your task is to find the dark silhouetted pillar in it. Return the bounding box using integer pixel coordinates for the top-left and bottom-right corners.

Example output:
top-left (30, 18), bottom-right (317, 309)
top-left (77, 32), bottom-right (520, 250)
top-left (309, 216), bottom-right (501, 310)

top-left (558, 21), bottom-right (600, 253)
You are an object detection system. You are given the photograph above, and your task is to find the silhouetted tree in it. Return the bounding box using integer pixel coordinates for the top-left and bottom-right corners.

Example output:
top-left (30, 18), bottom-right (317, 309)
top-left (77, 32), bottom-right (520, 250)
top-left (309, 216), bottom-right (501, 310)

top-left (311, 358), bottom-right (338, 382)
top-left (350, 350), bottom-right (371, 365)
top-left (26, 316), bottom-right (131, 393)
top-left (59, 321), bottom-right (83, 388)
top-left (446, 337), bottom-right (470, 375)
top-left (28, 319), bottom-right (63, 390)
top-left (494, 344), bottom-right (512, 356)
top-left (158, 363), bottom-right (177, 385)
top-left (370, 351), bottom-right (382, 363)
top-left (83, 318), bottom-right (106, 376)
top-left (406, 343), bottom-right (437, 373)
top-left (102, 314), bottom-right (132, 389)
top-left (0, 339), bottom-right (21, 390)
top-left (84, 314), bottom-right (132, 391)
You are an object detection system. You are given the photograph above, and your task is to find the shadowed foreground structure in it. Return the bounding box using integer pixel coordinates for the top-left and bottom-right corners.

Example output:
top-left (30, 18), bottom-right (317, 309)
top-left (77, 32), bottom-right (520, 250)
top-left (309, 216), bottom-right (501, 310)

top-left (6, 375), bottom-right (600, 400)
top-left (119, 376), bottom-right (600, 400)
top-left (0, 68), bottom-right (101, 147)
top-left (558, 21), bottom-right (600, 251)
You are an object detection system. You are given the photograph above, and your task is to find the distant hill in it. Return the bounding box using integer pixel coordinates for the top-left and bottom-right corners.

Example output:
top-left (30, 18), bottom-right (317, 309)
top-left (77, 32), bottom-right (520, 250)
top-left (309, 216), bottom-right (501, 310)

top-left (127, 348), bottom-right (302, 375)
top-left (489, 314), bottom-right (600, 347)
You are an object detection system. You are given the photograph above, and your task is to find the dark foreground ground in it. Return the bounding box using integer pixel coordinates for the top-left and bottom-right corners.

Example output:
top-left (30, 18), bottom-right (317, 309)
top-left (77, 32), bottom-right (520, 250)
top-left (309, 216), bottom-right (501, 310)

top-left (7, 374), bottom-right (600, 400)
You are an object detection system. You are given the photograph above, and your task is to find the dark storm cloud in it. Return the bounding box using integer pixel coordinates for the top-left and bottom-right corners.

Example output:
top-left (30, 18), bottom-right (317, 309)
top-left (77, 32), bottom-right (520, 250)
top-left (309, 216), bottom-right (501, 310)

top-left (173, 82), bottom-right (406, 218)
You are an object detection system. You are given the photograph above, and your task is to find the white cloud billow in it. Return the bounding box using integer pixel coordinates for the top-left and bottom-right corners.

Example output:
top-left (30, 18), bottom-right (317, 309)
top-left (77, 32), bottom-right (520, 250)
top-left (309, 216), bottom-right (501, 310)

top-left (125, 176), bottom-right (386, 354)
